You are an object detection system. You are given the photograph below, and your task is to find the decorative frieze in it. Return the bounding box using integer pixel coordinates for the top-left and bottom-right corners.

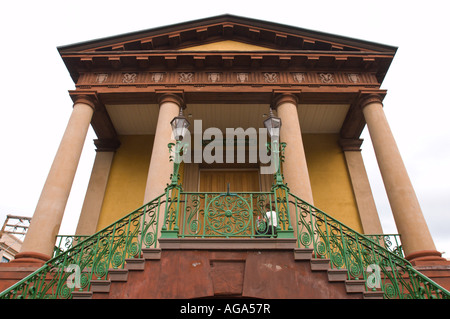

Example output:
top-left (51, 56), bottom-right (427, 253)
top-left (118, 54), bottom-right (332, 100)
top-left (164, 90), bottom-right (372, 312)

top-left (263, 72), bottom-right (278, 83)
top-left (96, 73), bottom-right (108, 83)
top-left (179, 72), bottom-right (194, 83)
top-left (292, 72), bottom-right (305, 83)
top-left (152, 72), bottom-right (165, 83)
top-left (319, 73), bottom-right (334, 83)
top-left (236, 72), bottom-right (249, 83)
top-left (347, 73), bottom-right (360, 83)
top-left (208, 72), bottom-right (221, 82)
top-left (77, 70), bottom-right (378, 88)
top-left (122, 73), bottom-right (137, 83)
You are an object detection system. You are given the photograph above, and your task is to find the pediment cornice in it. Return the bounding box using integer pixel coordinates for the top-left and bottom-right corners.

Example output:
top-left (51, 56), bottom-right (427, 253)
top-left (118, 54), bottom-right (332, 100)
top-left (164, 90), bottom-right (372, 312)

top-left (58, 15), bottom-right (396, 83)
top-left (59, 15), bottom-right (396, 53)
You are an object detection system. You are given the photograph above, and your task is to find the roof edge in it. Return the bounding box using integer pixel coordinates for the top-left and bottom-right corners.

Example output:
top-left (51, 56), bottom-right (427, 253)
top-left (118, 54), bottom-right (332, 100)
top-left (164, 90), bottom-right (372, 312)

top-left (57, 14), bottom-right (398, 54)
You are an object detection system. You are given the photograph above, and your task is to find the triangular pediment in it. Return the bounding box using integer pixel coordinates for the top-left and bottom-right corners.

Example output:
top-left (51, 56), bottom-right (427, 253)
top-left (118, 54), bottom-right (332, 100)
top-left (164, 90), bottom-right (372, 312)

top-left (58, 14), bottom-right (397, 53)
top-left (58, 14), bottom-right (397, 85)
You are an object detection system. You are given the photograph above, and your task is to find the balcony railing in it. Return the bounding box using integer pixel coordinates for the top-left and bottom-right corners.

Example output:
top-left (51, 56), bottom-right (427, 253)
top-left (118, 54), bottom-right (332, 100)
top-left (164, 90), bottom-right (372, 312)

top-left (162, 190), bottom-right (293, 239)
top-left (1, 188), bottom-right (449, 299)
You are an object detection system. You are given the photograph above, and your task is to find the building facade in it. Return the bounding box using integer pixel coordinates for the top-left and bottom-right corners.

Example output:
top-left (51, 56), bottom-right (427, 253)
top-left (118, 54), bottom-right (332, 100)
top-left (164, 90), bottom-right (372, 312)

top-left (1, 15), bottom-right (449, 299)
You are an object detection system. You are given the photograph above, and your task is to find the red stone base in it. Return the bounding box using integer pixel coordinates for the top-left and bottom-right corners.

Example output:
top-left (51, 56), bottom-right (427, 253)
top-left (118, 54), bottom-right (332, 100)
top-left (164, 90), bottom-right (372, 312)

top-left (0, 251), bottom-right (50, 292)
top-left (12, 251), bottom-right (51, 264)
top-left (93, 239), bottom-right (362, 299)
top-left (405, 250), bottom-right (446, 262)
top-left (406, 250), bottom-right (450, 291)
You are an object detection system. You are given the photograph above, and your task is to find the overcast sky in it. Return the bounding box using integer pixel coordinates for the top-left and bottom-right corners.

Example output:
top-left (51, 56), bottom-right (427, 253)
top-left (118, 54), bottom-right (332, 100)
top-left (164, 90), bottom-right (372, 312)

top-left (0, 0), bottom-right (449, 258)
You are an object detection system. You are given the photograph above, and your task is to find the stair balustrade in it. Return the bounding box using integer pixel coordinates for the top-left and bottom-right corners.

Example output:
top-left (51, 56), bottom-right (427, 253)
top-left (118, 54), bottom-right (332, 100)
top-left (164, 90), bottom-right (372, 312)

top-left (1, 189), bottom-right (448, 299)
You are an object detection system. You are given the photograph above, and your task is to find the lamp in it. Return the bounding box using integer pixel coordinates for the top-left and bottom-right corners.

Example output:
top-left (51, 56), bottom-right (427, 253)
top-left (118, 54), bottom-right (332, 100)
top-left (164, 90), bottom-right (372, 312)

top-left (263, 106), bottom-right (285, 187)
top-left (263, 107), bottom-right (281, 140)
top-left (170, 107), bottom-right (190, 141)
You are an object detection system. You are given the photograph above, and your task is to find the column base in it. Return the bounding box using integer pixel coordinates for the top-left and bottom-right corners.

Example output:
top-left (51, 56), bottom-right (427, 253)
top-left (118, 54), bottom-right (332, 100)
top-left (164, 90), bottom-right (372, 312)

top-left (405, 250), bottom-right (447, 263)
top-left (405, 250), bottom-right (450, 291)
top-left (12, 251), bottom-right (51, 265)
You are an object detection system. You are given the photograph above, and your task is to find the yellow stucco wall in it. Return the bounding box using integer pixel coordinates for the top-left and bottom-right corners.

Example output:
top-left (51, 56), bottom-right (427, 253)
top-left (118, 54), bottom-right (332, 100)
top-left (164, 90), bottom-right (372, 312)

top-left (303, 133), bottom-right (363, 233)
top-left (95, 133), bottom-right (362, 233)
top-left (96, 135), bottom-right (154, 231)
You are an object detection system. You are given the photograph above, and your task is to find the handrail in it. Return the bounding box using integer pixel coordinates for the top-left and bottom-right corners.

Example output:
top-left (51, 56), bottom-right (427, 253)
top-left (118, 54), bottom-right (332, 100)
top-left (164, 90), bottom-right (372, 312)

top-left (289, 192), bottom-right (450, 299)
top-left (53, 235), bottom-right (90, 257)
top-left (406, 265), bottom-right (450, 299)
top-left (0, 194), bottom-right (165, 299)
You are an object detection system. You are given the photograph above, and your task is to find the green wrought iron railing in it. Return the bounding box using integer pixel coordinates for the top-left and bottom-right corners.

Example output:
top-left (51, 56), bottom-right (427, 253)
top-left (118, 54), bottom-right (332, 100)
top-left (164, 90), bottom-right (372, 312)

top-left (162, 190), bottom-right (292, 239)
top-left (0, 194), bottom-right (165, 299)
top-left (54, 235), bottom-right (90, 257)
top-left (289, 193), bottom-right (449, 299)
top-left (1, 188), bottom-right (449, 299)
top-left (366, 234), bottom-right (404, 258)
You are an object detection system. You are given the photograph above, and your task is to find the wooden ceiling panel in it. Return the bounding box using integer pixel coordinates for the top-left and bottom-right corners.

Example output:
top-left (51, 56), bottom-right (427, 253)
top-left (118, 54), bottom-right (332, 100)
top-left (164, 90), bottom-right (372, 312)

top-left (105, 103), bottom-right (350, 136)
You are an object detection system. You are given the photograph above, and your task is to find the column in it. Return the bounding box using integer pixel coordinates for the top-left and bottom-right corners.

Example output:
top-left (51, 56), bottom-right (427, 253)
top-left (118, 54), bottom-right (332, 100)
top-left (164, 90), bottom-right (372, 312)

top-left (142, 94), bottom-right (183, 247)
top-left (17, 95), bottom-right (96, 262)
top-left (273, 93), bottom-right (314, 204)
top-left (75, 150), bottom-right (115, 236)
top-left (360, 94), bottom-right (442, 260)
top-left (143, 93), bottom-right (183, 203)
top-left (340, 138), bottom-right (383, 234)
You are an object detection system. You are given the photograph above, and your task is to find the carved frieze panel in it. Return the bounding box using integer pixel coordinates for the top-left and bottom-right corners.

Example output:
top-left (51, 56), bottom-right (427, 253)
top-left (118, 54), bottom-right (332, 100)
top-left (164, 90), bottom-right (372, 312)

top-left (319, 73), bottom-right (334, 83)
top-left (179, 72), bottom-right (194, 83)
top-left (77, 70), bottom-right (377, 89)
top-left (95, 73), bottom-right (109, 83)
top-left (263, 72), bottom-right (278, 83)
top-left (122, 73), bottom-right (137, 83)
top-left (152, 72), bottom-right (165, 82)
top-left (208, 72), bottom-right (222, 83)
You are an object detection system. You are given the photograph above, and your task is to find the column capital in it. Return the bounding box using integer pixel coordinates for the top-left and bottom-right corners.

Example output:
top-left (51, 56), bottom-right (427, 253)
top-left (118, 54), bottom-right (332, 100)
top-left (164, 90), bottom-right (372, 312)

top-left (358, 90), bottom-right (387, 110)
top-left (69, 90), bottom-right (98, 111)
top-left (157, 92), bottom-right (185, 109)
top-left (271, 92), bottom-right (300, 109)
top-left (339, 138), bottom-right (363, 152)
top-left (94, 138), bottom-right (121, 152)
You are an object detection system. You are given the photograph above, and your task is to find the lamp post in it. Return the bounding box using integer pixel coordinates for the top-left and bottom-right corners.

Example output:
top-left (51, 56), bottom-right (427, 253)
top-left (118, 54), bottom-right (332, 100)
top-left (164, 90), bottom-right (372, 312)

top-left (263, 107), bottom-right (293, 238)
top-left (161, 107), bottom-right (190, 238)
top-left (168, 107), bottom-right (190, 187)
top-left (264, 107), bottom-right (285, 187)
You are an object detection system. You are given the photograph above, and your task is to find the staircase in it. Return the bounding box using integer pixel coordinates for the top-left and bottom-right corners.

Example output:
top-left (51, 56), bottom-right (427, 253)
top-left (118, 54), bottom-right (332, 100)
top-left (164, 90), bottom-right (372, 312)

top-left (1, 190), bottom-right (449, 299)
top-left (70, 242), bottom-right (382, 299)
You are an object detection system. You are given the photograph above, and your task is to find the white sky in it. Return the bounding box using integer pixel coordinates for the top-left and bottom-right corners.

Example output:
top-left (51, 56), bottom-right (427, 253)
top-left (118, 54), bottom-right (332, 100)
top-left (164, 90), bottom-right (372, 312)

top-left (0, 0), bottom-right (449, 258)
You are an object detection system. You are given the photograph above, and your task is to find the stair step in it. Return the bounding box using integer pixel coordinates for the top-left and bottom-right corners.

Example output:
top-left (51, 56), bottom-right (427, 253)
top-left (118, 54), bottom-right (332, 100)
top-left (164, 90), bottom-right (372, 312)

top-left (327, 268), bottom-right (348, 282)
top-left (90, 279), bottom-right (111, 293)
top-left (363, 290), bottom-right (384, 299)
top-left (125, 258), bottom-right (145, 270)
top-left (310, 258), bottom-right (330, 271)
top-left (345, 280), bottom-right (366, 293)
top-left (294, 248), bottom-right (313, 261)
top-left (108, 269), bottom-right (129, 281)
top-left (71, 291), bottom-right (93, 299)
top-left (142, 248), bottom-right (161, 260)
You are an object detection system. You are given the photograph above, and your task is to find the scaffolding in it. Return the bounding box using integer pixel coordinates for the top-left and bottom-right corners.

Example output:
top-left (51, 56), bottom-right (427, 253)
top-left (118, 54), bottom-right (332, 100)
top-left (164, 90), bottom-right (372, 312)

top-left (0, 215), bottom-right (31, 262)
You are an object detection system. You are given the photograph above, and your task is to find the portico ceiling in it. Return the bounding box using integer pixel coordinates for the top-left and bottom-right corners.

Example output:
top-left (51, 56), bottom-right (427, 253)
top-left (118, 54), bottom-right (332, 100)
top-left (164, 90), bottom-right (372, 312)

top-left (105, 103), bottom-right (350, 135)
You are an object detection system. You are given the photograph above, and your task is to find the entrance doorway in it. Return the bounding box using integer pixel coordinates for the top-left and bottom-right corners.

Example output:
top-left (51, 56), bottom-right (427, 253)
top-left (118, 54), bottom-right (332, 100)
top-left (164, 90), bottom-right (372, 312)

top-left (199, 169), bottom-right (260, 192)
